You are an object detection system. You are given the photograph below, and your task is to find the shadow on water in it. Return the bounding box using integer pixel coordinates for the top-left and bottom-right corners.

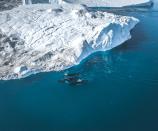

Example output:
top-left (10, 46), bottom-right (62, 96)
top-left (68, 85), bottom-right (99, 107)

top-left (58, 72), bottom-right (88, 86)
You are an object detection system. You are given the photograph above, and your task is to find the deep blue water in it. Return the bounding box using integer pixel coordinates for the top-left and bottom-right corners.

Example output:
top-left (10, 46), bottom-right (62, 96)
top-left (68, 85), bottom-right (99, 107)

top-left (0, 6), bottom-right (158, 131)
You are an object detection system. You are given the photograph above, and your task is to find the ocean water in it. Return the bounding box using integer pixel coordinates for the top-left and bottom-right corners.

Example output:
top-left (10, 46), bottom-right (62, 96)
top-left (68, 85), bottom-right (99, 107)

top-left (0, 4), bottom-right (158, 131)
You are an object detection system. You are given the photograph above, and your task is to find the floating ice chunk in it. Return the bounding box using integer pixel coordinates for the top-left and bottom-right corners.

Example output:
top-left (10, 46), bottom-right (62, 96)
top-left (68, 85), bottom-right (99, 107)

top-left (0, 4), bottom-right (139, 80)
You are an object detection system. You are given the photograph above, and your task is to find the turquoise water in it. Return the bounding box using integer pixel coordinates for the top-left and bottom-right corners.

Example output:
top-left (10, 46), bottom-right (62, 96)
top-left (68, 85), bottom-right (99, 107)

top-left (0, 7), bottom-right (158, 131)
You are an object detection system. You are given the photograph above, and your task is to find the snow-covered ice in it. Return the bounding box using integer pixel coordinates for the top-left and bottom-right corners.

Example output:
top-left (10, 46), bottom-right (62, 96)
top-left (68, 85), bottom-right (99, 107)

top-left (21, 0), bottom-right (153, 8)
top-left (55, 0), bottom-right (152, 7)
top-left (0, 4), bottom-right (139, 80)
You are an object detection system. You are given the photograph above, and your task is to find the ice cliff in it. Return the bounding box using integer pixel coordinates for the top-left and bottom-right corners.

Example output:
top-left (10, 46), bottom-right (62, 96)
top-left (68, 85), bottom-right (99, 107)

top-left (0, 4), bottom-right (139, 80)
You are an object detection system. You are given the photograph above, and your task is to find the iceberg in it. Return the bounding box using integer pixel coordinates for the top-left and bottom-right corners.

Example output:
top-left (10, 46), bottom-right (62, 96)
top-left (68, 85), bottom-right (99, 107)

top-left (0, 0), bottom-right (153, 12)
top-left (53, 0), bottom-right (153, 8)
top-left (22, 0), bottom-right (153, 7)
top-left (0, 4), bottom-right (139, 80)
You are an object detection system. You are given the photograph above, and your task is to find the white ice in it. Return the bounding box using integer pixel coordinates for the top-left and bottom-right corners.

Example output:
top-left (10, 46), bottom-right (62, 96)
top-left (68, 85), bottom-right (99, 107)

top-left (54, 0), bottom-right (152, 7)
top-left (22, 0), bottom-right (153, 7)
top-left (0, 4), bottom-right (139, 80)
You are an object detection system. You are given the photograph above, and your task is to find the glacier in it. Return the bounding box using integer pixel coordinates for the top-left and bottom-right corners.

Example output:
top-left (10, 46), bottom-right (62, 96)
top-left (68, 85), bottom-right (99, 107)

top-left (0, 4), bottom-right (139, 80)
top-left (63, 0), bottom-right (153, 8)
top-left (21, 0), bottom-right (152, 8)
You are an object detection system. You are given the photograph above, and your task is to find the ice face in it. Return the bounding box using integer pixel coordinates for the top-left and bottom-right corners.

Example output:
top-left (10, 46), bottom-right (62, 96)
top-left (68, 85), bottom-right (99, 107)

top-left (0, 4), bottom-right (139, 80)
top-left (152, 0), bottom-right (158, 10)
top-left (22, 0), bottom-right (32, 5)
